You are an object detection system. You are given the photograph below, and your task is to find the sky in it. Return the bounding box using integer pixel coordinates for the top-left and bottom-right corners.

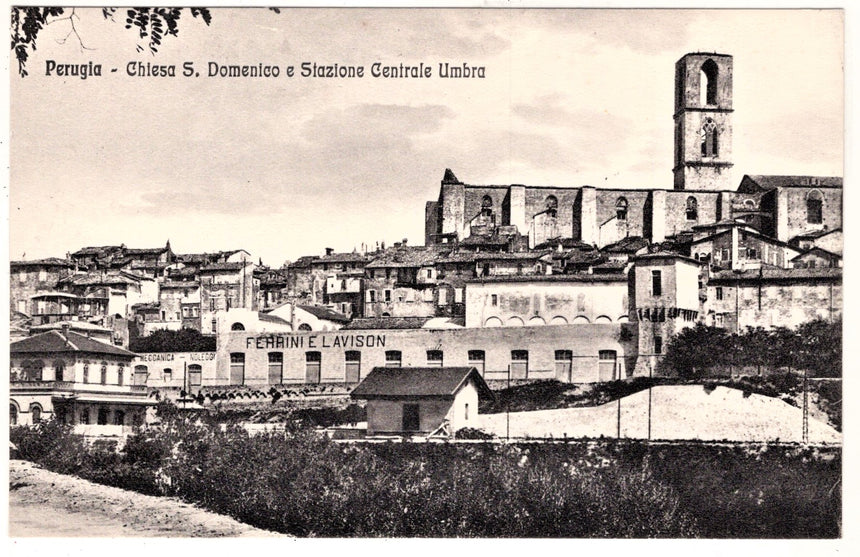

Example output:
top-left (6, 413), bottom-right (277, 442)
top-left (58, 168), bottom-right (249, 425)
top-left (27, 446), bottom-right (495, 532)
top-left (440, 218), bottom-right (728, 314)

top-left (9, 8), bottom-right (844, 267)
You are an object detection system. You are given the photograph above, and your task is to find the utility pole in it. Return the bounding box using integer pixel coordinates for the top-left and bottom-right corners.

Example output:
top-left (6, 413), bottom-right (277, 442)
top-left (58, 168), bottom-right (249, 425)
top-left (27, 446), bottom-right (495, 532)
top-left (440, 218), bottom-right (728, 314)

top-left (647, 362), bottom-right (652, 441)
top-left (506, 364), bottom-right (511, 441)
top-left (802, 368), bottom-right (809, 444)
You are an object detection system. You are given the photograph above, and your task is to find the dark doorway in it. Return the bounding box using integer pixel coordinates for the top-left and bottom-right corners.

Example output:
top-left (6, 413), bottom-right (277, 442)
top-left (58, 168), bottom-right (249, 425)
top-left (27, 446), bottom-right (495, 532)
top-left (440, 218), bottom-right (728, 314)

top-left (402, 403), bottom-right (420, 432)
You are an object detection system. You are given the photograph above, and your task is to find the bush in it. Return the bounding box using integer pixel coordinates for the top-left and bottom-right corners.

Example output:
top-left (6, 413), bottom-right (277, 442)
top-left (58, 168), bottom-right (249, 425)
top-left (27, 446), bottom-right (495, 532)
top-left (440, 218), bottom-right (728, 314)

top-left (454, 427), bottom-right (494, 440)
top-left (9, 417), bottom-right (840, 538)
top-left (10, 420), bottom-right (87, 474)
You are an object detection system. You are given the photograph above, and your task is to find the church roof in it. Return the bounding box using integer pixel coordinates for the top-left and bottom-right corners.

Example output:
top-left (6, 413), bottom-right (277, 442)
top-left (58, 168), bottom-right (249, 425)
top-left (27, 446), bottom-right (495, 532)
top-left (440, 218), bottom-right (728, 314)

top-left (739, 175), bottom-right (842, 192)
top-left (442, 168), bottom-right (461, 184)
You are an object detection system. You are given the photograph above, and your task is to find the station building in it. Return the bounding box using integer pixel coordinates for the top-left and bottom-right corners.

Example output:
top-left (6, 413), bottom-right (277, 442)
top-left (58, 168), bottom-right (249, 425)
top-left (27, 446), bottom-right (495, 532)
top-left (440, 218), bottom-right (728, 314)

top-left (10, 325), bottom-right (154, 431)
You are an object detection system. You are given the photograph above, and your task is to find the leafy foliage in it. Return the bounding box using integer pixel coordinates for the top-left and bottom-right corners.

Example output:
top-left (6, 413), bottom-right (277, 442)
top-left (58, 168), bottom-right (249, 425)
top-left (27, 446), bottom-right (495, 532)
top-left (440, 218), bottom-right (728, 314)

top-left (659, 319), bottom-right (841, 379)
top-left (10, 6), bottom-right (64, 77)
top-left (11, 7), bottom-right (212, 77)
top-left (129, 327), bottom-right (216, 353)
top-left (11, 418), bottom-right (841, 537)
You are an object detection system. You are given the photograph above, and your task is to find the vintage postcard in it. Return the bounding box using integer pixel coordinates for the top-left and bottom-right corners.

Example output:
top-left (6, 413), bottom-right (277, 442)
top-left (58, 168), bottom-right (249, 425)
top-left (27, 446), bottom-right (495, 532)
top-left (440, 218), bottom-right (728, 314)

top-left (7, 6), bottom-right (845, 546)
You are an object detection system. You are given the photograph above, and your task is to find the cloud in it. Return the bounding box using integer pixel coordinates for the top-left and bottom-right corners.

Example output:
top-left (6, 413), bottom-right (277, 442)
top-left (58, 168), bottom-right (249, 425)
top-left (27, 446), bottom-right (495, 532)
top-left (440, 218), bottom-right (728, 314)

top-left (517, 9), bottom-right (695, 54)
top-left (511, 97), bottom-right (633, 167)
top-left (130, 103), bottom-right (457, 216)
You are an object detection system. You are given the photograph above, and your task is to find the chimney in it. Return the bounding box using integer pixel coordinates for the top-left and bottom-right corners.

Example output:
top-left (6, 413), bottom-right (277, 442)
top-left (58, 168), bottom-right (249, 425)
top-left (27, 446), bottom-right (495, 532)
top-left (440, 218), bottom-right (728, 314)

top-left (325, 247), bottom-right (334, 256)
top-left (402, 238), bottom-right (408, 246)
top-left (60, 322), bottom-right (71, 337)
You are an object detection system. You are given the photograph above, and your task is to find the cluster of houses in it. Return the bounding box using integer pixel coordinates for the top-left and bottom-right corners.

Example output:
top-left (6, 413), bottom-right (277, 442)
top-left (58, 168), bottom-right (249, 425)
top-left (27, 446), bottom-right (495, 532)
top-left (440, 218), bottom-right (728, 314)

top-left (9, 52), bottom-right (843, 437)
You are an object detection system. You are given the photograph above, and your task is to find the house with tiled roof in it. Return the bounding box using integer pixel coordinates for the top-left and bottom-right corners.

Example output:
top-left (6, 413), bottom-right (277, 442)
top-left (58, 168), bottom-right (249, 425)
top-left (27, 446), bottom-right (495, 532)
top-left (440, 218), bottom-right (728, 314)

top-left (790, 247), bottom-right (842, 270)
top-left (687, 225), bottom-right (802, 270)
top-left (789, 227), bottom-right (842, 255)
top-left (350, 366), bottom-right (494, 436)
top-left (10, 257), bottom-right (76, 317)
top-left (198, 257), bottom-right (257, 334)
top-left (58, 270), bottom-right (158, 321)
top-left (10, 326), bottom-right (154, 431)
top-left (705, 267), bottom-right (841, 331)
top-left (364, 245), bottom-right (449, 319)
top-left (260, 303), bottom-right (350, 332)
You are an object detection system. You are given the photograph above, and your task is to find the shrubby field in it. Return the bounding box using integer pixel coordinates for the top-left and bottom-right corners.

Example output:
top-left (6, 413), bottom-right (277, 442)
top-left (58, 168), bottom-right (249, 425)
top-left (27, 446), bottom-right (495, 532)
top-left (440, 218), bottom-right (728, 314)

top-left (10, 416), bottom-right (840, 538)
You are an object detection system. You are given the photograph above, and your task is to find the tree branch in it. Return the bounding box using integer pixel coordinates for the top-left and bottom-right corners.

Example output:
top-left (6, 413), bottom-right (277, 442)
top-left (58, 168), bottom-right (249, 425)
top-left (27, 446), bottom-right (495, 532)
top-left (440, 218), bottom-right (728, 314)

top-left (49, 8), bottom-right (93, 52)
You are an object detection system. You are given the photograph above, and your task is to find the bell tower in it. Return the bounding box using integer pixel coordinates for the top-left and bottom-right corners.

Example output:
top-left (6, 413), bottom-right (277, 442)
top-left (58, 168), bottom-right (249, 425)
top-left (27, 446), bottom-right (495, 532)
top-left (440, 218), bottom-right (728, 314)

top-left (673, 53), bottom-right (733, 190)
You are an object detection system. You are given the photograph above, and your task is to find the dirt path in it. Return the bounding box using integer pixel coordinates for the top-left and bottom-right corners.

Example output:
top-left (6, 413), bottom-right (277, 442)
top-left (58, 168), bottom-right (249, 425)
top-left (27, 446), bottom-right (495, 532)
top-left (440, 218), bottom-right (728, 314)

top-left (8, 460), bottom-right (284, 537)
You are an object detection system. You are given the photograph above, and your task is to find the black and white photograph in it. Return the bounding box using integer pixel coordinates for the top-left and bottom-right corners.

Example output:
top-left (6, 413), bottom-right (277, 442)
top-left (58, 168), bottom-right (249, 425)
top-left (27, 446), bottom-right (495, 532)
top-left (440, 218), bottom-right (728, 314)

top-left (7, 5), bottom-right (846, 543)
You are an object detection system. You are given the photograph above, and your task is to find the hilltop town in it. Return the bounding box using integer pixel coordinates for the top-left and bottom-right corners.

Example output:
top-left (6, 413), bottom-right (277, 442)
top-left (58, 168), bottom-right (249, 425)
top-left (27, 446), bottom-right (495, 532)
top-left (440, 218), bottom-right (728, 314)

top-left (10, 53), bottom-right (842, 436)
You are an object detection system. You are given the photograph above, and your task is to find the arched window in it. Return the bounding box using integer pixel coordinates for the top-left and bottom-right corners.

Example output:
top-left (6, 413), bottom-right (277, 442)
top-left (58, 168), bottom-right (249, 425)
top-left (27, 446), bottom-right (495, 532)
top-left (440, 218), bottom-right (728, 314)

top-left (100, 362), bottom-right (108, 385)
top-left (30, 404), bottom-right (42, 424)
top-left (701, 118), bottom-right (718, 157)
top-left (10, 403), bottom-right (18, 426)
top-left (53, 359), bottom-right (66, 382)
top-left (616, 197), bottom-right (628, 221)
top-left (807, 190), bottom-right (823, 224)
top-left (686, 196), bottom-right (698, 220)
top-left (545, 195), bottom-right (558, 217)
top-left (117, 363), bottom-right (124, 386)
top-left (744, 199), bottom-right (756, 209)
top-left (700, 59), bottom-right (719, 106)
top-left (231, 322), bottom-right (245, 331)
top-left (188, 364), bottom-right (203, 387)
top-left (480, 195), bottom-right (493, 216)
top-left (133, 365), bottom-right (148, 386)
top-left (83, 362), bottom-right (90, 383)
top-left (298, 323), bottom-right (313, 331)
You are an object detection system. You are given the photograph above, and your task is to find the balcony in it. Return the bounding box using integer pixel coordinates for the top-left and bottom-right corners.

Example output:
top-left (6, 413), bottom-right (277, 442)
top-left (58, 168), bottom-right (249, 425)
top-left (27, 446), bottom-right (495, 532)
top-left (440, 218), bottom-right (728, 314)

top-left (11, 380), bottom-right (148, 395)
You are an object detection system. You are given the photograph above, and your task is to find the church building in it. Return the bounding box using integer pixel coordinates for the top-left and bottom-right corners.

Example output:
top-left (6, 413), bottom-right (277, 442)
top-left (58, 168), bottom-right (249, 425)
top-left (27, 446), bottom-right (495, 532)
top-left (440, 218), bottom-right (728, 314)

top-left (425, 53), bottom-right (841, 251)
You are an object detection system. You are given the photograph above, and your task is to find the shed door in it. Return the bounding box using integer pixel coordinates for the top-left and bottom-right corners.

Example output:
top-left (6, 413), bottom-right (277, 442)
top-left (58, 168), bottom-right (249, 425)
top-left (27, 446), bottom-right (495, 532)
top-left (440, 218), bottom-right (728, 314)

top-left (402, 403), bottom-right (420, 432)
top-left (598, 350), bottom-right (617, 382)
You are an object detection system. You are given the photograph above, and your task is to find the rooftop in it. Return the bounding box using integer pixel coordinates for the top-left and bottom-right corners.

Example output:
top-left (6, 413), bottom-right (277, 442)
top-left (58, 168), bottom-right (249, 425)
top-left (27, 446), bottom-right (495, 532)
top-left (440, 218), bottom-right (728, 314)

top-left (601, 236), bottom-right (650, 254)
top-left (467, 273), bottom-right (627, 284)
top-left (790, 228), bottom-right (842, 241)
top-left (10, 257), bottom-right (75, 268)
top-left (710, 267), bottom-right (842, 282)
top-left (296, 305), bottom-right (351, 323)
top-left (366, 247), bottom-right (444, 268)
top-left (199, 262), bottom-right (248, 272)
top-left (350, 366), bottom-right (493, 400)
top-left (312, 252), bottom-right (369, 264)
top-left (258, 312), bottom-right (292, 326)
top-left (740, 175), bottom-right (843, 191)
top-left (341, 316), bottom-right (433, 330)
top-left (473, 251), bottom-right (551, 261)
top-left (10, 330), bottom-right (136, 358)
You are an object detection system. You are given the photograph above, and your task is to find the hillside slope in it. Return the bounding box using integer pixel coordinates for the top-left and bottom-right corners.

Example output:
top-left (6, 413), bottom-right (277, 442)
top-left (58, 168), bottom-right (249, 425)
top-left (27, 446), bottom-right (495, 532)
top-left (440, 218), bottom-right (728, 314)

top-left (477, 385), bottom-right (841, 443)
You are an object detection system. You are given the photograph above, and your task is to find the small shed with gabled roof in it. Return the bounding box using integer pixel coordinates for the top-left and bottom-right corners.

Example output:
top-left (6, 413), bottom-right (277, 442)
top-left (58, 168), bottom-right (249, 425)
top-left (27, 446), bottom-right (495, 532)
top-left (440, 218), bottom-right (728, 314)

top-left (350, 366), bottom-right (494, 436)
